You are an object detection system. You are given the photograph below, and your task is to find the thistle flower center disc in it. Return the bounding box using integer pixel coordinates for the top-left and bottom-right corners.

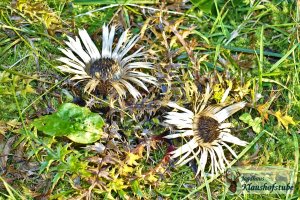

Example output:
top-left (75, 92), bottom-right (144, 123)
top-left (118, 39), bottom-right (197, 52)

top-left (193, 115), bottom-right (220, 143)
top-left (88, 58), bottom-right (120, 81)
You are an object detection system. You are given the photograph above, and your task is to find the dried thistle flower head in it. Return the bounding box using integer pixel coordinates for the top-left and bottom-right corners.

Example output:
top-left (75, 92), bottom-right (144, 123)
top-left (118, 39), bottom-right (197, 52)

top-left (57, 25), bottom-right (157, 100)
top-left (164, 84), bottom-right (248, 177)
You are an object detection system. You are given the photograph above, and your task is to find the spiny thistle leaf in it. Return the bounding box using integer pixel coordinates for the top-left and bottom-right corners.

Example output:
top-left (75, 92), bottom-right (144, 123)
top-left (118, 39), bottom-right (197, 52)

top-left (131, 180), bottom-right (144, 197)
top-left (32, 103), bottom-right (105, 144)
top-left (126, 152), bottom-right (141, 166)
top-left (0, 119), bottom-right (21, 135)
top-left (15, 0), bottom-right (62, 35)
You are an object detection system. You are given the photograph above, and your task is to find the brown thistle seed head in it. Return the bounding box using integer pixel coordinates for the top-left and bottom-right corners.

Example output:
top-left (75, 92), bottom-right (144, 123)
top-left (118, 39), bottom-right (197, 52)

top-left (193, 115), bottom-right (220, 143)
top-left (87, 58), bottom-right (120, 81)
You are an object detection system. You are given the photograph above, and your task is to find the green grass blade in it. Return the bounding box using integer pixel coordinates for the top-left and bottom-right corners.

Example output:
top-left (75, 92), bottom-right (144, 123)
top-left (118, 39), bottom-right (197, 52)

top-left (258, 25), bottom-right (264, 92)
top-left (223, 46), bottom-right (284, 58)
top-left (0, 38), bottom-right (21, 58)
top-left (286, 133), bottom-right (299, 199)
top-left (0, 177), bottom-right (25, 200)
top-left (203, 174), bottom-right (212, 200)
top-left (268, 43), bottom-right (299, 72)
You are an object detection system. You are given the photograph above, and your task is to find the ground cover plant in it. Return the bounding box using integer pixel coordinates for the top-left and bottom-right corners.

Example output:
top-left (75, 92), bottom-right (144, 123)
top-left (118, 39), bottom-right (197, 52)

top-left (0, 0), bottom-right (299, 199)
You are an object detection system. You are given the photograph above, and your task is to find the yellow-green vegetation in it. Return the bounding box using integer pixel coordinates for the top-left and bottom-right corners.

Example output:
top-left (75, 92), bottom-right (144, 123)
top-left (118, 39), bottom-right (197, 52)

top-left (0, 0), bottom-right (299, 199)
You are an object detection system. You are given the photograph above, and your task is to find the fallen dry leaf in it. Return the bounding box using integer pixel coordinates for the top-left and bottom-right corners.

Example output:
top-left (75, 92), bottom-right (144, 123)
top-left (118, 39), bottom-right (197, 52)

top-left (0, 136), bottom-right (16, 171)
top-left (273, 110), bottom-right (296, 130)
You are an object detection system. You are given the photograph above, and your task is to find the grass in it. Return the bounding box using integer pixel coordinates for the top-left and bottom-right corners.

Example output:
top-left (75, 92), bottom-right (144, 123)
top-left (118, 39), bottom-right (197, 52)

top-left (0, 0), bottom-right (299, 199)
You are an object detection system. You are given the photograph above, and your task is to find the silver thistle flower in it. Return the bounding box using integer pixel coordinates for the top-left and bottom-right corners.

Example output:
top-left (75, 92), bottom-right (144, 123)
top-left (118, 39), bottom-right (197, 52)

top-left (164, 84), bottom-right (248, 177)
top-left (57, 25), bottom-right (157, 100)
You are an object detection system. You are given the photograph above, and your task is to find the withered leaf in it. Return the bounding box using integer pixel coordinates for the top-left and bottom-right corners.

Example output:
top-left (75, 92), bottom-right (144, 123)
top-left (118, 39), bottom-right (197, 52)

top-left (0, 136), bottom-right (16, 171)
top-left (274, 111), bottom-right (296, 130)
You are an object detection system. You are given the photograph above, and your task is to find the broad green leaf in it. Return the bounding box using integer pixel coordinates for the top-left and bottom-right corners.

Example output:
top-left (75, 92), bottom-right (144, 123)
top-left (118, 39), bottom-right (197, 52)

top-left (239, 113), bottom-right (252, 124)
top-left (32, 103), bottom-right (104, 144)
top-left (250, 117), bottom-right (262, 134)
top-left (239, 113), bottom-right (262, 134)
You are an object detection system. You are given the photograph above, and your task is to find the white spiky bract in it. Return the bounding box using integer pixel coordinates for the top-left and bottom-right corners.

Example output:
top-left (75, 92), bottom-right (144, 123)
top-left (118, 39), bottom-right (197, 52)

top-left (164, 85), bottom-right (248, 177)
top-left (57, 25), bottom-right (157, 99)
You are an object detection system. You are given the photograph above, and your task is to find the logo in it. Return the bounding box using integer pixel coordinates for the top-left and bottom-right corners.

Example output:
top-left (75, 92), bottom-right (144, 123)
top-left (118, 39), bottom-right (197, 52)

top-left (224, 166), bottom-right (294, 194)
top-left (225, 169), bottom-right (241, 193)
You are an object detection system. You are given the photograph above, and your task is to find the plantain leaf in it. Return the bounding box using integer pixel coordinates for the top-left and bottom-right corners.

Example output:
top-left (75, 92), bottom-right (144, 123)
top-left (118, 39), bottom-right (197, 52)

top-left (32, 103), bottom-right (104, 144)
